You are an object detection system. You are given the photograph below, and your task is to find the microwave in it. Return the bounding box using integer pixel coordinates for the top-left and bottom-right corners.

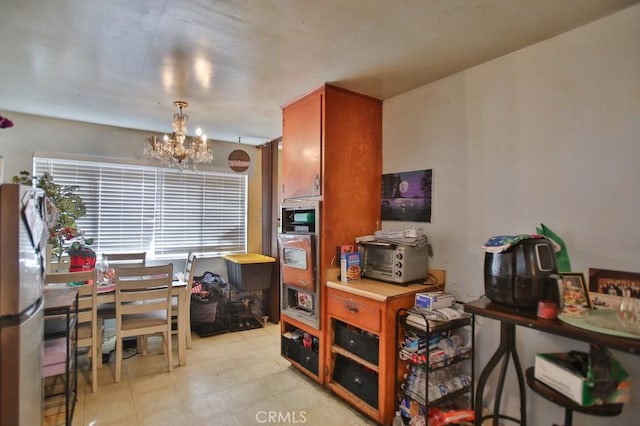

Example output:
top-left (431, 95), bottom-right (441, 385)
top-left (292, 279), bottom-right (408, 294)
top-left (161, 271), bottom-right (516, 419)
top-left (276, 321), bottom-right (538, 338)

top-left (359, 241), bottom-right (429, 284)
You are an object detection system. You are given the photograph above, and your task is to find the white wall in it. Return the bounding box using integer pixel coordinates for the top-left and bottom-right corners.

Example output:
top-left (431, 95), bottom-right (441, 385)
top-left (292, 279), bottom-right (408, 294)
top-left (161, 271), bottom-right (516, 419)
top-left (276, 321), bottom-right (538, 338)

top-left (0, 112), bottom-right (263, 274)
top-left (383, 5), bottom-right (639, 425)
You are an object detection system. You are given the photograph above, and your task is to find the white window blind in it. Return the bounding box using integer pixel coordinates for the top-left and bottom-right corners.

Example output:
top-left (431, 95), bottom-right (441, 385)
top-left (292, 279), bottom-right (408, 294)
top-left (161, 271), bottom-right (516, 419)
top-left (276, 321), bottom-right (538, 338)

top-left (34, 157), bottom-right (247, 258)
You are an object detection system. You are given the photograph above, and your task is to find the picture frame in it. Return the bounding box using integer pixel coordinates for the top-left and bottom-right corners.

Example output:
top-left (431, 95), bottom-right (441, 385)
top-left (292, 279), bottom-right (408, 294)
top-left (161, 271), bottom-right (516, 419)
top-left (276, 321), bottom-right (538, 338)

top-left (588, 267), bottom-right (640, 309)
top-left (558, 272), bottom-right (591, 316)
top-left (381, 169), bottom-right (433, 222)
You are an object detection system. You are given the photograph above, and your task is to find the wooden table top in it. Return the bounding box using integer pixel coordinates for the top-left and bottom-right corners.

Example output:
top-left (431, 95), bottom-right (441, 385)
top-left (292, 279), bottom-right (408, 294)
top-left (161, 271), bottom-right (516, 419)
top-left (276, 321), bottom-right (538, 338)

top-left (464, 297), bottom-right (640, 355)
top-left (43, 286), bottom-right (78, 313)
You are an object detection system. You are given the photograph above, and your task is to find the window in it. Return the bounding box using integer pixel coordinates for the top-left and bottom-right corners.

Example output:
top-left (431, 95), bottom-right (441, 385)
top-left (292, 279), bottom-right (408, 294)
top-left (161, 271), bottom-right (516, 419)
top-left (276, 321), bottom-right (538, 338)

top-left (34, 156), bottom-right (247, 259)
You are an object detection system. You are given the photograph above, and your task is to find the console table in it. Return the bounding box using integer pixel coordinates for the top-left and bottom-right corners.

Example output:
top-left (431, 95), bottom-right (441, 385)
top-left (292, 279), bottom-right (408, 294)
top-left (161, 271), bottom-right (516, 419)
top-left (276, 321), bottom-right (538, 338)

top-left (464, 297), bottom-right (640, 426)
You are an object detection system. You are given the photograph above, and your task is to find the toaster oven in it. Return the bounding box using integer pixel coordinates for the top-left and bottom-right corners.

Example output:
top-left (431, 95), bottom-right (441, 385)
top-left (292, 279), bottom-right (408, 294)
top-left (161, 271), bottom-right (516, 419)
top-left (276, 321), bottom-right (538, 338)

top-left (359, 241), bottom-right (429, 284)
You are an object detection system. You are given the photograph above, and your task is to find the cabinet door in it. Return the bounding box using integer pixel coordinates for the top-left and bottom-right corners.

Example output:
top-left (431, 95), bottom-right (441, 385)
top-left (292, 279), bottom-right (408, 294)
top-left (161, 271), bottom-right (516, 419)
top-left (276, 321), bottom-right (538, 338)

top-left (281, 90), bottom-right (322, 199)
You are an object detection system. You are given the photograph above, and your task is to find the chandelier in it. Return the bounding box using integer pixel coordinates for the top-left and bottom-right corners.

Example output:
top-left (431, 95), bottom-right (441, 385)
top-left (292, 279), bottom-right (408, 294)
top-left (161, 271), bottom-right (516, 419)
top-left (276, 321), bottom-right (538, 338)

top-left (145, 100), bottom-right (213, 168)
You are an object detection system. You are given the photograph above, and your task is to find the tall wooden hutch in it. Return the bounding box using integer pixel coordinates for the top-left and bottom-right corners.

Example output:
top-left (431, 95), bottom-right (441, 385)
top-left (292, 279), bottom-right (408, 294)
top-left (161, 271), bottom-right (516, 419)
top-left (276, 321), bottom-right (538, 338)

top-left (279, 83), bottom-right (382, 385)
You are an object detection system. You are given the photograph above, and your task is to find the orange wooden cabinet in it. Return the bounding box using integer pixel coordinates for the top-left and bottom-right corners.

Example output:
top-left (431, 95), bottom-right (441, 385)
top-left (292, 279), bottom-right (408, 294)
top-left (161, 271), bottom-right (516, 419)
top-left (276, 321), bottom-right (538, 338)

top-left (325, 279), bottom-right (426, 425)
top-left (281, 84), bottom-right (383, 204)
top-left (281, 89), bottom-right (322, 199)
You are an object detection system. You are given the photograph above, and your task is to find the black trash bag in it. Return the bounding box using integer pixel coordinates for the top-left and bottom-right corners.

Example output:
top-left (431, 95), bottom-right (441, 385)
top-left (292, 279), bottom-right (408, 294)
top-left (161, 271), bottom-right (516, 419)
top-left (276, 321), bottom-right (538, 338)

top-left (190, 272), bottom-right (229, 327)
top-left (191, 271), bottom-right (228, 303)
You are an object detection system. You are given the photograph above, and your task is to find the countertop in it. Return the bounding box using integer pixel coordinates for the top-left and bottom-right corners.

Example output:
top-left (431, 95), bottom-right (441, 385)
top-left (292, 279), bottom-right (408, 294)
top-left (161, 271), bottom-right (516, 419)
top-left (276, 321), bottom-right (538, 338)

top-left (326, 277), bottom-right (442, 302)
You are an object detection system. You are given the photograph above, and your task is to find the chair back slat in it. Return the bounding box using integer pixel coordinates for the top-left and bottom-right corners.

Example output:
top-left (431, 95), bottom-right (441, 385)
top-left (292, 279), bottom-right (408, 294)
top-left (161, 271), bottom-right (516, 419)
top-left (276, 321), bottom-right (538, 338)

top-left (103, 252), bottom-right (146, 266)
top-left (44, 270), bottom-right (98, 329)
top-left (115, 264), bottom-right (173, 321)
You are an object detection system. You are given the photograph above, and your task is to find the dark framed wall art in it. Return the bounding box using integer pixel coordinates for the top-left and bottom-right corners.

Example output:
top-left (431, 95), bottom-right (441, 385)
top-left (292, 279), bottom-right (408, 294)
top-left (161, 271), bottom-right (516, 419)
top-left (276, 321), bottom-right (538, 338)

top-left (381, 169), bottom-right (432, 222)
top-left (588, 267), bottom-right (640, 309)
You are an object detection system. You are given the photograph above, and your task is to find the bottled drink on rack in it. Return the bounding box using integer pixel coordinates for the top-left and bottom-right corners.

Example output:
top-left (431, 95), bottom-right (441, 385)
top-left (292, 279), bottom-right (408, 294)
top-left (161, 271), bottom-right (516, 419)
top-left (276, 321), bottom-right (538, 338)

top-left (392, 410), bottom-right (404, 426)
top-left (413, 369), bottom-right (426, 401)
top-left (444, 377), bottom-right (462, 393)
top-left (438, 334), bottom-right (464, 348)
top-left (428, 383), bottom-right (442, 402)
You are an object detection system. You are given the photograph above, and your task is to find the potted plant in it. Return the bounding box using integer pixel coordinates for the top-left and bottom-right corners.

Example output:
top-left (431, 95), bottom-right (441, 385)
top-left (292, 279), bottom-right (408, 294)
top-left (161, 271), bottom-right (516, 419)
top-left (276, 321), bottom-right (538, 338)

top-left (11, 170), bottom-right (90, 263)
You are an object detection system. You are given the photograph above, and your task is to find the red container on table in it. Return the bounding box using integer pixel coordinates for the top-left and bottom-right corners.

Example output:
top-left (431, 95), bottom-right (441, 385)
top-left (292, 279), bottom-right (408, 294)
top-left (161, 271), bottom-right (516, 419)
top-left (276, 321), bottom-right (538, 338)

top-left (69, 245), bottom-right (96, 275)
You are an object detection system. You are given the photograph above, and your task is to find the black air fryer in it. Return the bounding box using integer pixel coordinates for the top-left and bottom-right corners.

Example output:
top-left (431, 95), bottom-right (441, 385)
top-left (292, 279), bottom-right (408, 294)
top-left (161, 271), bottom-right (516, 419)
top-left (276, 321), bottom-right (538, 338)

top-left (484, 238), bottom-right (558, 309)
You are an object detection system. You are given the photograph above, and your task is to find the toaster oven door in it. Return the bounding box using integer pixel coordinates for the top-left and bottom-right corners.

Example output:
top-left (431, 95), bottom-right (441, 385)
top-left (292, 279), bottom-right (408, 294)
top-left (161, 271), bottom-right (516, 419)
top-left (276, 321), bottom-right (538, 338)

top-left (278, 233), bottom-right (315, 291)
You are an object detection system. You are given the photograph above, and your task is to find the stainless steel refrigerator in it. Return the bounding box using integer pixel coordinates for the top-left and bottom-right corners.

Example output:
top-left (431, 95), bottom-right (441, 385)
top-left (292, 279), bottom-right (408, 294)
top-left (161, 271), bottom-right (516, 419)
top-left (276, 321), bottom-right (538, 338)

top-left (0, 184), bottom-right (47, 426)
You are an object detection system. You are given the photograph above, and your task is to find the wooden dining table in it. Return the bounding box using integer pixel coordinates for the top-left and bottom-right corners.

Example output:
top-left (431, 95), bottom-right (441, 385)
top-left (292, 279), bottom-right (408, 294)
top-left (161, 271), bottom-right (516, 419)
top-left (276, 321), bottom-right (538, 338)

top-left (45, 267), bottom-right (191, 368)
top-left (96, 279), bottom-right (189, 366)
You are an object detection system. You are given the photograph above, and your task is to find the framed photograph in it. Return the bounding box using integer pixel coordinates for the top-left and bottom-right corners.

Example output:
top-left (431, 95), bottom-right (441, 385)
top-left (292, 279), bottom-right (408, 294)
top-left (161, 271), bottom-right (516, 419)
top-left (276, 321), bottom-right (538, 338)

top-left (558, 272), bottom-right (591, 316)
top-left (381, 169), bottom-right (433, 222)
top-left (588, 267), bottom-right (640, 310)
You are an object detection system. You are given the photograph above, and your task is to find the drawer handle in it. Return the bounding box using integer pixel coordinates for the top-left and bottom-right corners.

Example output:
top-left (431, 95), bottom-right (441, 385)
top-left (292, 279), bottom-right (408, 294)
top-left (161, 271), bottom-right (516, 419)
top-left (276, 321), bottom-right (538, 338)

top-left (304, 356), bottom-right (311, 363)
top-left (348, 339), bottom-right (357, 348)
top-left (346, 303), bottom-right (359, 313)
top-left (354, 377), bottom-right (363, 386)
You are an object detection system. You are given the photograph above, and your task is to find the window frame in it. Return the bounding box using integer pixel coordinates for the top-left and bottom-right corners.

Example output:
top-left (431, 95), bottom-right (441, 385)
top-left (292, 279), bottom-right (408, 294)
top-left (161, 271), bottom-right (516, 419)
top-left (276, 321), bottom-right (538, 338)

top-left (34, 154), bottom-right (248, 260)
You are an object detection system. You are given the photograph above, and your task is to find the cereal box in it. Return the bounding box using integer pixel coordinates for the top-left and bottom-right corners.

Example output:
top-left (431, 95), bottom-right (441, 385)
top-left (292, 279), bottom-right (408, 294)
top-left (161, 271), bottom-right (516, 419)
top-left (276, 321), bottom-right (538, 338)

top-left (340, 252), bottom-right (361, 282)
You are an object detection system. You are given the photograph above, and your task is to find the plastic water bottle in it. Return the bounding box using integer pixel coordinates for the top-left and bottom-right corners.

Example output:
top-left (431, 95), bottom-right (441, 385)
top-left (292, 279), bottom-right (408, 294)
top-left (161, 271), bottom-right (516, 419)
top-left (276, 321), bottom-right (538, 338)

top-left (428, 383), bottom-right (442, 402)
top-left (97, 256), bottom-right (109, 284)
top-left (392, 410), bottom-right (404, 426)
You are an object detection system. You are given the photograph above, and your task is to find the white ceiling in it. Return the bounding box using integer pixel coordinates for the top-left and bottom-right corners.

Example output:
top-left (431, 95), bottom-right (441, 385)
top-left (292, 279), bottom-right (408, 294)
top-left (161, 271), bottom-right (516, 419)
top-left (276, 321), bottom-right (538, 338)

top-left (0, 0), bottom-right (637, 145)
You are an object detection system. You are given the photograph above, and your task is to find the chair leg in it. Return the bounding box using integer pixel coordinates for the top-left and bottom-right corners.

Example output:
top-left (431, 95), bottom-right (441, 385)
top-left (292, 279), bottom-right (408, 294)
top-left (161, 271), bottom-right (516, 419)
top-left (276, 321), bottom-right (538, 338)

top-left (91, 343), bottom-right (98, 393)
top-left (166, 331), bottom-right (172, 372)
top-left (137, 336), bottom-right (149, 356)
top-left (115, 334), bottom-right (123, 383)
top-left (186, 309), bottom-right (192, 349)
top-left (97, 319), bottom-right (103, 368)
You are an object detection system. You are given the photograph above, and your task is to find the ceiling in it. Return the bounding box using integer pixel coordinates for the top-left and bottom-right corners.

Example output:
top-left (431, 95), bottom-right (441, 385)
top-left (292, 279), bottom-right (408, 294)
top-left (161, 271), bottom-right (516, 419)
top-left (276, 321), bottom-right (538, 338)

top-left (0, 0), bottom-right (637, 145)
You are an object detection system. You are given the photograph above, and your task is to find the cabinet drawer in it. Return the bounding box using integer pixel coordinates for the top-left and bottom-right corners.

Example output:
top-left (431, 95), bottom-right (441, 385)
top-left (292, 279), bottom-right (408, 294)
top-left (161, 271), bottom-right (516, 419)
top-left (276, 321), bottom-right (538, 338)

top-left (299, 346), bottom-right (319, 376)
top-left (281, 336), bottom-right (300, 362)
top-left (327, 293), bottom-right (381, 332)
top-left (335, 321), bottom-right (379, 365)
top-left (282, 336), bottom-right (319, 376)
top-left (333, 354), bottom-right (379, 409)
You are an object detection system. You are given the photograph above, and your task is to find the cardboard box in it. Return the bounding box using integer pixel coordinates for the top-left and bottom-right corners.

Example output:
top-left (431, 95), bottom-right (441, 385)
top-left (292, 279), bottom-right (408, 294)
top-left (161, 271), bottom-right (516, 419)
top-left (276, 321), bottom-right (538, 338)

top-left (415, 291), bottom-right (455, 310)
top-left (534, 352), bottom-right (630, 406)
top-left (340, 252), bottom-right (361, 282)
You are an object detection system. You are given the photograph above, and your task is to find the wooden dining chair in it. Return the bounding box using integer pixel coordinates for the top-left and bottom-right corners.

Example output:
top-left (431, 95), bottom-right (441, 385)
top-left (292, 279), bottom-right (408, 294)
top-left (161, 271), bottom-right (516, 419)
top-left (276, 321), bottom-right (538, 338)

top-left (97, 251), bottom-right (147, 365)
top-left (113, 264), bottom-right (173, 383)
top-left (44, 268), bottom-right (99, 392)
top-left (172, 252), bottom-right (197, 349)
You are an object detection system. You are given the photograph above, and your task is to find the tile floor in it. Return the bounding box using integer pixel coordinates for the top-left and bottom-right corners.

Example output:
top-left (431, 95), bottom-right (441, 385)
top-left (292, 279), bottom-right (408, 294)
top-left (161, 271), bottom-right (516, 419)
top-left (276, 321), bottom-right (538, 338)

top-left (44, 323), bottom-right (378, 426)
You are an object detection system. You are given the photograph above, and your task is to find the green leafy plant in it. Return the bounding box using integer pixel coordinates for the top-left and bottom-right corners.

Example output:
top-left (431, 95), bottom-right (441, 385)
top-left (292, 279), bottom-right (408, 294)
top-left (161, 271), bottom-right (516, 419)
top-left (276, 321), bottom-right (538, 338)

top-left (12, 171), bottom-right (88, 257)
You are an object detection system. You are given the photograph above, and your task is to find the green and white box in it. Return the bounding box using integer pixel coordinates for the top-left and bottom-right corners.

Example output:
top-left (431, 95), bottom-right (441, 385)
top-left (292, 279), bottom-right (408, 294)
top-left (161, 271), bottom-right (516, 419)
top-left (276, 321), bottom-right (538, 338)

top-left (534, 352), bottom-right (630, 406)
